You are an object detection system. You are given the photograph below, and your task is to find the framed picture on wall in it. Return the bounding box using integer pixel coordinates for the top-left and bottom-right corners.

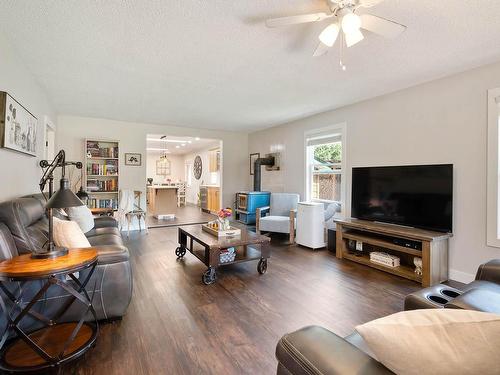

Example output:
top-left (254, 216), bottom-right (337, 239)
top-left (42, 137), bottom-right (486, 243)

top-left (0, 92), bottom-right (38, 157)
top-left (125, 153), bottom-right (142, 166)
top-left (250, 153), bottom-right (260, 175)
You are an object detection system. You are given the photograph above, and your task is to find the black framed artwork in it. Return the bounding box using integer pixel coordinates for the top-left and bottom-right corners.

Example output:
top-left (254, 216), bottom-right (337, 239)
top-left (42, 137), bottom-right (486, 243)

top-left (0, 92), bottom-right (38, 157)
top-left (125, 153), bottom-right (142, 166)
top-left (250, 153), bottom-right (260, 175)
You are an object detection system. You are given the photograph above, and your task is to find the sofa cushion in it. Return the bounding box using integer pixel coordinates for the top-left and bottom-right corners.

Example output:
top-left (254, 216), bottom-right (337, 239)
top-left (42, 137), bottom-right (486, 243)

top-left (94, 216), bottom-right (119, 229)
top-left (93, 245), bottom-right (130, 264)
top-left (356, 309), bottom-right (500, 375)
top-left (462, 280), bottom-right (500, 294)
top-left (86, 226), bottom-right (121, 238)
top-left (87, 233), bottom-right (124, 247)
top-left (270, 193), bottom-right (299, 217)
top-left (260, 216), bottom-right (292, 233)
top-left (65, 205), bottom-right (94, 233)
top-left (53, 217), bottom-right (91, 248)
top-left (0, 223), bottom-right (17, 260)
top-left (276, 325), bottom-right (391, 375)
top-left (445, 289), bottom-right (500, 313)
top-left (0, 198), bottom-right (47, 254)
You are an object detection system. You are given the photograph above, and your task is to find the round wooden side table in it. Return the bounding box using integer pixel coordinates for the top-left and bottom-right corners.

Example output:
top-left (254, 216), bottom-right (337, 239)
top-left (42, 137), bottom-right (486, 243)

top-left (0, 249), bottom-right (99, 373)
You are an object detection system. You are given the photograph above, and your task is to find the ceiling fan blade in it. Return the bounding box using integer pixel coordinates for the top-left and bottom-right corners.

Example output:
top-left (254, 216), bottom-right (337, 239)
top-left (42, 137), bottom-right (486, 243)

top-left (313, 42), bottom-right (331, 57)
top-left (357, 0), bottom-right (385, 7)
top-left (360, 14), bottom-right (406, 38)
top-left (265, 12), bottom-right (332, 28)
top-left (345, 29), bottom-right (364, 47)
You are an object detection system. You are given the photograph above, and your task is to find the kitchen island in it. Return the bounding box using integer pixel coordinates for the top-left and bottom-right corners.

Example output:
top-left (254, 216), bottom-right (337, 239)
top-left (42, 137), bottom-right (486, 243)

top-left (147, 185), bottom-right (178, 219)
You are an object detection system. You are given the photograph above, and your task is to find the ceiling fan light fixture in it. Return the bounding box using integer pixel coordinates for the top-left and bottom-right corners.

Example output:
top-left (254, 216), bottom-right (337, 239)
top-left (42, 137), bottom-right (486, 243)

top-left (318, 23), bottom-right (340, 47)
top-left (345, 28), bottom-right (364, 47)
top-left (341, 12), bottom-right (362, 34)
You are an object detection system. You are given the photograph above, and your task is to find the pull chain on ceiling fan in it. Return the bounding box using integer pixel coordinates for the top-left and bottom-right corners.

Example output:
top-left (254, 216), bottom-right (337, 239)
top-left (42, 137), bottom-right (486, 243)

top-left (266, 0), bottom-right (407, 69)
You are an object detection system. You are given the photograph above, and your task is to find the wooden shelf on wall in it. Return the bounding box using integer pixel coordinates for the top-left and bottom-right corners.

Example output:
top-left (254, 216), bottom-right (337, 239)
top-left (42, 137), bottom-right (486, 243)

top-left (335, 218), bottom-right (452, 287)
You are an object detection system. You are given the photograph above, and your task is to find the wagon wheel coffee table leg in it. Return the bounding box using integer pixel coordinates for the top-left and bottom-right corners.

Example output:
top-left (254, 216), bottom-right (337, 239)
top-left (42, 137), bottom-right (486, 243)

top-left (202, 267), bottom-right (217, 285)
top-left (175, 246), bottom-right (187, 258)
top-left (258, 258), bottom-right (268, 274)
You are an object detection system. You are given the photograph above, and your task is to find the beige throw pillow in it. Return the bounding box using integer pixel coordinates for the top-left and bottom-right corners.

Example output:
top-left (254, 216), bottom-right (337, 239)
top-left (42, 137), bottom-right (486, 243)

top-left (65, 205), bottom-right (95, 233)
top-left (356, 309), bottom-right (500, 375)
top-left (53, 217), bottom-right (91, 248)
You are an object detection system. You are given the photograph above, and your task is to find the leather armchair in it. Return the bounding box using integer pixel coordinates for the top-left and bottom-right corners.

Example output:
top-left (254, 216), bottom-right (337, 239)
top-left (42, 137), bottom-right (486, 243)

top-left (0, 196), bottom-right (132, 331)
top-left (256, 193), bottom-right (300, 243)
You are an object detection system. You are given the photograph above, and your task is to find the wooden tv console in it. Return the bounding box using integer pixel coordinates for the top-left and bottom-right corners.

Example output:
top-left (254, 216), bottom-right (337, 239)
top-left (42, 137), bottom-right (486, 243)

top-left (335, 218), bottom-right (452, 287)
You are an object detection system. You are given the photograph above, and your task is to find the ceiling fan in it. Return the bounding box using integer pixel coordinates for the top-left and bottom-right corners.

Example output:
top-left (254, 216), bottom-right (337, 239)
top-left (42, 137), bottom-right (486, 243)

top-left (266, 0), bottom-right (406, 66)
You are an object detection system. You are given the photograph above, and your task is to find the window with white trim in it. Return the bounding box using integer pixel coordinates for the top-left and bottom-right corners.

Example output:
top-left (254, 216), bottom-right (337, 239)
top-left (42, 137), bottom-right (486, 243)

top-left (487, 88), bottom-right (500, 247)
top-left (305, 125), bottom-right (345, 206)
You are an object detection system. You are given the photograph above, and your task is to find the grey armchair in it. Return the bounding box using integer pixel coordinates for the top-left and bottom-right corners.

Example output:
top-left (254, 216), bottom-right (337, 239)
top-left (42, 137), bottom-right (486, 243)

top-left (256, 193), bottom-right (300, 243)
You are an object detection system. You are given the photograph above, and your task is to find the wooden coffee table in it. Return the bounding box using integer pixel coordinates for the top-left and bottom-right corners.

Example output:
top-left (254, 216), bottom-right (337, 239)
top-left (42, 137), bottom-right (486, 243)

top-left (176, 225), bottom-right (271, 284)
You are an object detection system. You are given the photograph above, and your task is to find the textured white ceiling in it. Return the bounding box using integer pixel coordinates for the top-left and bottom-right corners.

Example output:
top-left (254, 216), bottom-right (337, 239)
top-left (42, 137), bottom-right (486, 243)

top-left (1, 0), bottom-right (500, 132)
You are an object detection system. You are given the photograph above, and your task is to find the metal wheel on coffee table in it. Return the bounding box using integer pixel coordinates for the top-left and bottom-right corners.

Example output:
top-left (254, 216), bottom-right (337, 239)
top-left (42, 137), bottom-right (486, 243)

top-left (257, 258), bottom-right (268, 274)
top-left (202, 267), bottom-right (216, 285)
top-left (175, 246), bottom-right (186, 258)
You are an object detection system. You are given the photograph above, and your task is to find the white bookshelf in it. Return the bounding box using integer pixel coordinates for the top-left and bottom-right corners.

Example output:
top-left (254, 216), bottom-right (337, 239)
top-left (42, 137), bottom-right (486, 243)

top-left (84, 139), bottom-right (120, 212)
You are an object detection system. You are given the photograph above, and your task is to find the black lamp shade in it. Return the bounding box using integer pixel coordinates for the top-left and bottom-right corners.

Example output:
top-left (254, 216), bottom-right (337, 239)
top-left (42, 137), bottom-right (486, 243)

top-left (46, 178), bottom-right (84, 209)
top-left (76, 187), bottom-right (89, 200)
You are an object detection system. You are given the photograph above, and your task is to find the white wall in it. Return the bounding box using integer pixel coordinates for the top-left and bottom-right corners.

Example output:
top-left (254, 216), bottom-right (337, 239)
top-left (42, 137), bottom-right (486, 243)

top-left (56, 116), bottom-right (248, 222)
top-left (183, 143), bottom-right (221, 204)
top-left (146, 152), bottom-right (184, 183)
top-left (249, 61), bottom-right (500, 282)
top-left (0, 33), bottom-right (56, 201)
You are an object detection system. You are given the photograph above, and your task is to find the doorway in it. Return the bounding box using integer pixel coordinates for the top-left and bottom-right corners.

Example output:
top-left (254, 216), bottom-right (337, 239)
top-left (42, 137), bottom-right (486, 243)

top-left (145, 134), bottom-right (222, 228)
top-left (44, 116), bottom-right (56, 160)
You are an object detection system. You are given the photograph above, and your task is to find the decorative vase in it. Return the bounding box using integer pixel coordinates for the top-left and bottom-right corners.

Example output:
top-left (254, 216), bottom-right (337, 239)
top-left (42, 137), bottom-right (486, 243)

top-left (218, 217), bottom-right (230, 231)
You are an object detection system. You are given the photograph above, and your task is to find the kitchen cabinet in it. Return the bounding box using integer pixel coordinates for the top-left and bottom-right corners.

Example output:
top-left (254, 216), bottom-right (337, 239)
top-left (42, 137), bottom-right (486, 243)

top-left (201, 186), bottom-right (220, 213)
top-left (209, 149), bottom-right (220, 173)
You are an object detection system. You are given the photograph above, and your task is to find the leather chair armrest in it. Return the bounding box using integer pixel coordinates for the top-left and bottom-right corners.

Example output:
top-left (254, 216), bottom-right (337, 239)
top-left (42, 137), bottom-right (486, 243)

top-left (90, 245), bottom-right (130, 265)
top-left (276, 326), bottom-right (392, 375)
top-left (475, 259), bottom-right (500, 284)
top-left (445, 289), bottom-right (500, 313)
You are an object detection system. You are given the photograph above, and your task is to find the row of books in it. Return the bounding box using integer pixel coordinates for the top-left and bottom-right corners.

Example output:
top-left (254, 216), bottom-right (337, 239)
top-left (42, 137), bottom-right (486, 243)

top-left (86, 141), bottom-right (118, 158)
top-left (87, 179), bottom-right (118, 192)
top-left (87, 162), bottom-right (118, 176)
top-left (87, 198), bottom-right (118, 210)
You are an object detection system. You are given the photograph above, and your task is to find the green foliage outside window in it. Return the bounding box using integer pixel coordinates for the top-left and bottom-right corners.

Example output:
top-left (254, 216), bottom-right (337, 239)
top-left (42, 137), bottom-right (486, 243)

top-left (313, 143), bottom-right (342, 164)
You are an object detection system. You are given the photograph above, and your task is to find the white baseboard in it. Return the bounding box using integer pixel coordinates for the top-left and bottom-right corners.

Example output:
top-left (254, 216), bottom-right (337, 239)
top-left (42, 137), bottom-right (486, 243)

top-left (449, 269), bottom-right (475, 284)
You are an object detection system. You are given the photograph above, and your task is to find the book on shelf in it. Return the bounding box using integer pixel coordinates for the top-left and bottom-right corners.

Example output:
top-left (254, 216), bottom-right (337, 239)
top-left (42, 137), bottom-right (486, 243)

top-left (86, 141), bottom-right (118, 158)
top-left (369, 252), bottom-right (400, 268)
top-left (87, 198), bottom-right (118, 210)
top-left (87, 160), bottom-right (118, 176)
top-left (87, 178), bottom-right (118, 192)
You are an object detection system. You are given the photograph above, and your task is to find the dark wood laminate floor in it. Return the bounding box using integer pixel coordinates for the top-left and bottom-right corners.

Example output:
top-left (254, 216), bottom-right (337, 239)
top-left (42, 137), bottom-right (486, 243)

top-left (69, 227), bottom-right (421, 375)
top-left (146, 204), bottom-right (216, 228)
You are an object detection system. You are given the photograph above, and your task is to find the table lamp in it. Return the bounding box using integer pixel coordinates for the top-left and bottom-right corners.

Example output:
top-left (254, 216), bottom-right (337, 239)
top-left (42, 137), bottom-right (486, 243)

top-left (34, 150), bottom-right (85, 259)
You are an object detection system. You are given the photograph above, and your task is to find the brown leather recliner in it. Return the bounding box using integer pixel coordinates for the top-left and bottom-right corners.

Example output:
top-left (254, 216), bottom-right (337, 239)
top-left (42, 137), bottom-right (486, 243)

top-left (0, 196), bottom-right (133, 333)
top-left (404, 259), bottom-right (500, 312)
top-left (276, 260), bottom-right (500, 374)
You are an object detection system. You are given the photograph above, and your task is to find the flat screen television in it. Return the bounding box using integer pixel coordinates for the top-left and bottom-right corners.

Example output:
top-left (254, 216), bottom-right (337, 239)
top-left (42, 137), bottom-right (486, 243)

top-left (351, 164), bottom-right (453, 232)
